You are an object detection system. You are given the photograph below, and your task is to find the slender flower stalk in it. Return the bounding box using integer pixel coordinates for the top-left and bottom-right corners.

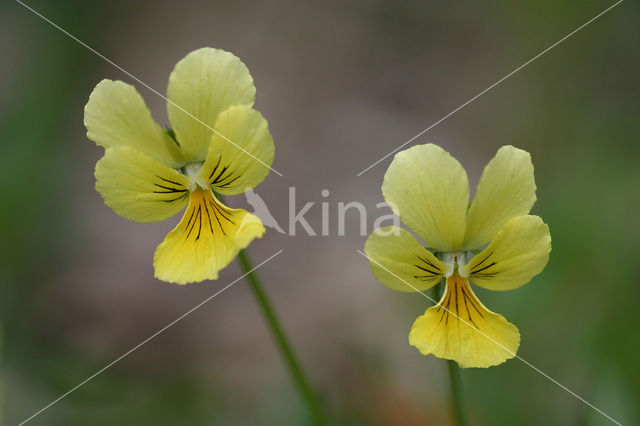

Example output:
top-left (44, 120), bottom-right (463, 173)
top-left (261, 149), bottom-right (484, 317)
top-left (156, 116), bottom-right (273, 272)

top-left (236, 250), bottom-right (325, 424)
top-left (446, 360), bottom-right (466, 426)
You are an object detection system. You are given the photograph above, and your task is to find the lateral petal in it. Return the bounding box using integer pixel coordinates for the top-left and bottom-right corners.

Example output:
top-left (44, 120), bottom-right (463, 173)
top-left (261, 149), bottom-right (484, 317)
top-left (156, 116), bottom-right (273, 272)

top-left (95, 147), bottom-right (190, 222)
top-left (463, 146), bottom-right (536, 249)
top-left (85, 80), bottom-right (185, 168)
top-left (409, 274), bottom-right (520, 368)
top-left (382, 144), bottom-right (469, 251)
top-left (463, 215), bottom-right (551, 291)
top-left (153, 188), bottom-right (265, 284)
top-left (198, 106), bottom-right (274, 195)
top-left (364, 227), bottom-right (446, 293)
top-left (167, 48), bottom-right (256, 162)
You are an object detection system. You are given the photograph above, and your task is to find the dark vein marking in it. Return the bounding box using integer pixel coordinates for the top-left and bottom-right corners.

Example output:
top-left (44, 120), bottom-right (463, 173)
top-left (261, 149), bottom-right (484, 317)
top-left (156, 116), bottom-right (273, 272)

top-left (417, 255), bottom-right (440, 270)
top-left (160, 193), bottom-right (188, 203)
top-left (155, 175), bottom-right (184, 187)
top-left (472, 262), bottom-right (497, 275)
top-left (445, 301), bottom-right (450, 325)
top-left (453, 282), bottom-right (460, 326)
top-left (208, 156), bottom-right (222, 180)
top-left (196, 206), bottom-right (203, 240)
top-left (460, 284), bottom-right (483, 318)
top-left (472, 272), bottom-right (497, 278)
top-left (186, 206), bottom-right (201, 239)
top-left (214, 169), bottom-right (234, 185)
top-left (153, 175), bottom-right (187, 200)
top-left (461, 292), bottom-right (479, 329)
top-left (414, 275), bottom-right (437, 281)
top-left (438, 288), bottom-right (452, 324)
top-left (211, 164), bottom-right (230, 185)
top-left (184, 206), bottom-right (196, 230)
top-left (472, 251), bottom-right (493, 269)
top-left (153, 185), bottom-right (188, 194)
top-left (210, 201), bottom-right (226, 236)
top-left (210, 199), bottom-right (234, 224)
top-left (415, 264), bottom-right (440, 276)
top-left (153, 184), bottom-right (182, 191)
top-left (202, 198), bottom-right (214, 234)
top-left (216, 175), bottom-right (241, 188)
top-left (206, 155), bottom-right (244, 189)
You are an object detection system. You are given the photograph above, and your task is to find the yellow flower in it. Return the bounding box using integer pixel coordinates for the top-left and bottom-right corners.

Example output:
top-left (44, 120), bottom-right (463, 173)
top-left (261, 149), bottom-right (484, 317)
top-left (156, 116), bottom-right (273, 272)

top-left (365, 144), bottom-right (551, 368)
top-left (84, 48), bottom-right (274, 284)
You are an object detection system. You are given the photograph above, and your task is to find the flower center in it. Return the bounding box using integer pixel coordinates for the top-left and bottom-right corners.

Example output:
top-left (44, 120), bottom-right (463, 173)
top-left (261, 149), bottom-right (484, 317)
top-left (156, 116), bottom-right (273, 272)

top-left (184, 162), bottom-right (203, 178)
top-left (183, 162), bottom-right (208, 191)
top-left (442, 251), bottom-right (468, 278)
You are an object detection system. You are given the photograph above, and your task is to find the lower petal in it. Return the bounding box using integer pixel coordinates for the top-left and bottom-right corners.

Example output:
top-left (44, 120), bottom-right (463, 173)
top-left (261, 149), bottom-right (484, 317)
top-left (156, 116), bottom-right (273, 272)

top-left (409, 274), bottom-right (520, 368)
top-left (153, 188), bottom-right (265, 284)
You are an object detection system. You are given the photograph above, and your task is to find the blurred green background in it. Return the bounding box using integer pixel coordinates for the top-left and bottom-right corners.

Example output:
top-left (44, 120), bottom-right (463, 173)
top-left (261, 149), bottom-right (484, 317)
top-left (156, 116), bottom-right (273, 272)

top-left (1, 0), bottom-right (638, 424)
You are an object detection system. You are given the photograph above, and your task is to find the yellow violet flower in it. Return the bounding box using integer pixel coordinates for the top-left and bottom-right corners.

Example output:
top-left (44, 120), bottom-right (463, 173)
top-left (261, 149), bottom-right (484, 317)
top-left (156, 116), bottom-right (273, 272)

top-left (365, 144), bottom-right (551, 368)
top-left (84, 48), bottom-right (274, 284)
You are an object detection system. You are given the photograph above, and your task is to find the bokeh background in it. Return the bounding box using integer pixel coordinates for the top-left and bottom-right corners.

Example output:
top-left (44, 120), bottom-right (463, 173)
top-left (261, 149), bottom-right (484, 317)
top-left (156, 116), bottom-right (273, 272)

top-left (1, 0), bottom-right (638, 424)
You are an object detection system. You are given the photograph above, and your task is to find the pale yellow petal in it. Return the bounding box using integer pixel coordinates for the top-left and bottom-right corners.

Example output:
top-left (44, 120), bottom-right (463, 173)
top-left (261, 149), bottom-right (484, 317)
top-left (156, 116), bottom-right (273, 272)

top-left (463, 215), bottom-right (551, 291)
top-left (95, 147), bottom-right (190, 222)
top-left (364, 227), bottom-right (446, 293)
top-left (85, 79), bottom-right (185, 168)
top-left (382, 144), bottom-right (469, 251)
top-left (463, 146), bottom-right (536, 249)
top-left (409, 274), bottom-right (520, 368)
top-left (167, 48), bottom-right (256, 162)
top-left (198, 106), bottom-right (274, 195)
top-left (153, 188), bottom-right (265, 284)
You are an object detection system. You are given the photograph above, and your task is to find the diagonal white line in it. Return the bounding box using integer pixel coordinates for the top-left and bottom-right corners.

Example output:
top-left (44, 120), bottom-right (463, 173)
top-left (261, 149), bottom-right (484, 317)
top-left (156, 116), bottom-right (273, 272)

top-left (14, 0), bottom-right (284, 177)
top-left (357, 249), bottom-right (622, 425)
top-left (356, 0), bottom-right (623, 176)
top-left (18, 249), bottom-right (284, 426)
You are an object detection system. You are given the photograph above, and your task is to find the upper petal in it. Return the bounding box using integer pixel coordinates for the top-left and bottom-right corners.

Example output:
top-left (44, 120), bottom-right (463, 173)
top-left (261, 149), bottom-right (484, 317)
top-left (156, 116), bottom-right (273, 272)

top-left (198, 106), bottom-right (274, 195)
top-left (167, 48), bottom-right (256, 162)
top-left (364, 226), bottom-right (447, 293)
top-left (463, 146), bottom-right (536, 249)
top-left (463, 215), bottom-right (551, 291)
top-left (153, 188), bottom-right (265, 284)
top-left (409, 274), bottom-right (520, 368)
top-left (382, 144), bottom-right (469, 251)
top-left (95, 147), bottom-right (190, 222)
top-left (85, 79), bottom-right (185, 168)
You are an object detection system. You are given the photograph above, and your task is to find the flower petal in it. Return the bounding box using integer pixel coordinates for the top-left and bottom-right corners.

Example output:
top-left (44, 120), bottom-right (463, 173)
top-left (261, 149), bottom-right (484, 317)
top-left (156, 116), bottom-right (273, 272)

top-left (464, 215), bottom-right (551, 291)
top-left (198, 106), bottom-right (274, 195)
top-left (463, 146), bottom-right (536, 249)
top-left (95, 147), bottom-right (190, 222)
top-left (167, 48), bottom-right (256, 162)
top-left (382, 144), bottom-right (469, 251)
top-left (153, 188), bottom-right (265, 284)
top-left (409, 274), bottom-right (520, 368)
top-left (85, 80), bottom-right (185, 168)
top-left (364, 227), bottom-right (446, 293)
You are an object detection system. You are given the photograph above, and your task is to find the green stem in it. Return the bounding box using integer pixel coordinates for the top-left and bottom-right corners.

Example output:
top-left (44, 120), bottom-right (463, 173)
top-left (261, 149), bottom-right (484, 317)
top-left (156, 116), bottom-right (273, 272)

top-left (447, 359), bottom-right (466, 426)
top-left (236, 250), bottom-right (325, 425)
top-left (431, 280), bottom-right (466, 426)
